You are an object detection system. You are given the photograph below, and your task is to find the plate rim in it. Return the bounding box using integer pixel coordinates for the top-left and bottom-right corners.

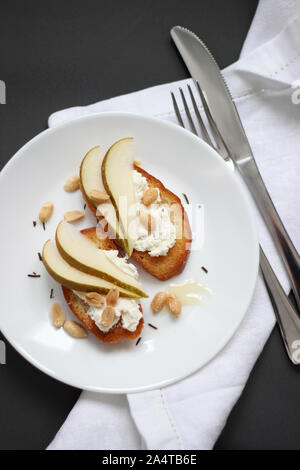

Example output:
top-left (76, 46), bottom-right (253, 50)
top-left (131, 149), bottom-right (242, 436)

top-left (0, 111), bottom-right (259, 393)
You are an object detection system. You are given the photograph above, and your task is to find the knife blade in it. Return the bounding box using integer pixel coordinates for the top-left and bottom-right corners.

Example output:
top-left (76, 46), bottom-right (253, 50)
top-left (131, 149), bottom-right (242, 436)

top-left (171, 26), bottom-right (251, 162)
top-left (171, 25), bottom-right (300, 311)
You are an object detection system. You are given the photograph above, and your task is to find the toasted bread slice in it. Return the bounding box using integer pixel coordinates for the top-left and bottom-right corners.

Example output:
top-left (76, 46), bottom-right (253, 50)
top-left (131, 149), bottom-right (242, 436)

top-left (62, 227), bottom-right (144, 343)
top-left (131, 166), bottom-right (192, 281)
top-left (81, 165), bottom-right (192, 281)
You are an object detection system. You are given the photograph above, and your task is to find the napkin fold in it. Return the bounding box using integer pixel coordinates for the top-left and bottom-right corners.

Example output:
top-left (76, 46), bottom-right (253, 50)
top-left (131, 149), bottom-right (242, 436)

top-left (48, 0), bottom-right (300, 450)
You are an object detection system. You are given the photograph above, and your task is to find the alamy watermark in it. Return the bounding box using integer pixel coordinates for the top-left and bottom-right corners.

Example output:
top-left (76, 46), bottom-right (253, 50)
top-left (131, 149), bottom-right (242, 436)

top-left (0, 80), bottom-right (6, 104)
top-left (0, 340), bottom-right (6, 365)
top-left (95, 198), bottom-right (205, 250)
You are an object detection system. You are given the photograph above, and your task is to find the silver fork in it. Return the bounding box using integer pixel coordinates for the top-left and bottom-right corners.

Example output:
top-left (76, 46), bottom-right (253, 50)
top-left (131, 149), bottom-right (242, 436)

top-left (171, 84), bottom-right (300, 364)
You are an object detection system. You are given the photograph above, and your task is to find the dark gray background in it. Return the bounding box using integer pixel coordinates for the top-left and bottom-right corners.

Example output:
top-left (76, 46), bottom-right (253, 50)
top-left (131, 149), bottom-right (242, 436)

top-left (1, 0), bottom-right (300, 450)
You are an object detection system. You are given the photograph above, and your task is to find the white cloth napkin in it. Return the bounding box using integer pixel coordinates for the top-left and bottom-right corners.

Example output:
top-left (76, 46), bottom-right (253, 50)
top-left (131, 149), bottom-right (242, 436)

top-left (47, 0), bottom-right (300, 450)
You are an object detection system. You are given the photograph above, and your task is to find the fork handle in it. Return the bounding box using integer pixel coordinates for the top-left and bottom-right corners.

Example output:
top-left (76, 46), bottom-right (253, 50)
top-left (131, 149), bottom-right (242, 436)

top-left (260, 247), bottom-right (300, 364)
top-left (239, 158), bottom-right (300, 311)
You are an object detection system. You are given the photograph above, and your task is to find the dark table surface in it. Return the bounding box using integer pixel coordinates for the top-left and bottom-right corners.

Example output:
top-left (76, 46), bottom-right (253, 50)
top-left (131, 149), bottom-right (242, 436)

top-left (1, 0), bottom-right (300, 451)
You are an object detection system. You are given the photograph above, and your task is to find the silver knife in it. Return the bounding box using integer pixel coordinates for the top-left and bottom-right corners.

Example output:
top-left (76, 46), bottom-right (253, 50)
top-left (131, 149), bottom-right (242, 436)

top-left (171, 25), bottom-right (300, 311)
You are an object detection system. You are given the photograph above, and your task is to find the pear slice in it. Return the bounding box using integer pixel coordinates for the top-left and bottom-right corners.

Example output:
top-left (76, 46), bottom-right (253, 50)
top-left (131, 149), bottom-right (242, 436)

top-left (102, 138), bottom-right (137, 256)
top-left (80, 146), bottom-right (126, 250)
top-left (80, 146), bottom-right (104, 206)
top-left (42, 240), bottom-right (140, 299)
top-left (56, 221), bottom-right (147, 298)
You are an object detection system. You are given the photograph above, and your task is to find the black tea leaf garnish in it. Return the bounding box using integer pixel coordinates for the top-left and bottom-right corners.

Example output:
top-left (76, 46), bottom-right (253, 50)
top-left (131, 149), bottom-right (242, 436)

top-left (148, 323), bottom-right (158, 330)
top-left (33, 220), bottom-right (37, 227)
top-left (201, 266), bottom-right (208, 273)
top-left (50, 288), bottom-right (54, 299)
top-left (27, 273), bottom-right (41, 278)
top-left (84, 203), bottom-right (86, 210)
top-left (135, 337), bottom-right (141, 346)
top-left (38, 252), bottom-right (42, 261)
top-left (42, 222), bottom-right (45, 230)
top-left (182, 193), bottom-right (190, 204)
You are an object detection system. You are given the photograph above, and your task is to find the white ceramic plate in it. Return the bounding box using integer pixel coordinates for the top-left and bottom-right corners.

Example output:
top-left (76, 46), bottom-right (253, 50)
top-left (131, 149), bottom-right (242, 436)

top-left (0, 113), bottom-right (258, 393)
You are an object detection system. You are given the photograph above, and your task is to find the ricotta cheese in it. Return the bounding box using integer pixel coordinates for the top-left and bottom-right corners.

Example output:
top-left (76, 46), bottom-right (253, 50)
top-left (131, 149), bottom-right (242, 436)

top-left (103, 250), bottom-right (138, 279)
top-left (74, 291), bottom-right (142, 333)
top-left (132, 170), bottom-right (176, 257)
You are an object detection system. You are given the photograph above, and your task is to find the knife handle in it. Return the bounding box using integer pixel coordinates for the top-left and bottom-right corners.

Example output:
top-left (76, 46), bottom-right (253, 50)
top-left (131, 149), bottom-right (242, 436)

top-left (260, 247), bottom-right (300, 364)
top-left (240, 158), bottom-right (300, 311)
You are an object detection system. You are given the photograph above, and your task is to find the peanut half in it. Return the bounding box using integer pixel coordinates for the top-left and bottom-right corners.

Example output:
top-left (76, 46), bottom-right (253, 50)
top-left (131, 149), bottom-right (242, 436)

top-left (141, 188), bottom-right (158, 206)
top-left (100, 306), bottom-right (115, 327)
top-left (63, 320), bottom-right (87, 338)
top-left (51, 303), bottom-right (65, 328)
top-left (151, 292), bottom-right (168, 314)
top-left (64, 210), bottom-right (85, 223)
top-left (64, 174), bottom-right (80, 192)
top-left (106, 287), bottom-right (120, 307)
top-left (85, 292), bottom-right (105, 308)
top-left (39, 201), bottom-right (54, 223)
top-left (89, 189), bottom-right (110, 204)
top-left (167, 293), bottom-right (182, 318)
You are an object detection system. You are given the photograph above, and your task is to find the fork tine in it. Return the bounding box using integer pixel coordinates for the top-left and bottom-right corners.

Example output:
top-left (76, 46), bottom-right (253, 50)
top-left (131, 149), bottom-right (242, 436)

top-left (171, 92), bottom-right (185, 128)
top-left (187, 84), bottom-right (214, 147)
top-left (195, 81), bottom-right (229, 157)
top-left (179, 88), bottom-right (198, 135)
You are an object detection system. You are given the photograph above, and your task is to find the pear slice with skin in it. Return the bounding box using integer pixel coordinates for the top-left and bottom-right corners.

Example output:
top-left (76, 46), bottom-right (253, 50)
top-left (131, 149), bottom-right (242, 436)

top-left (80, 146), bottom-right (105, 208)
top-left (42, 240), bottom-right (141, 299)
top-left (80, 146), bottom-right (126, 251)
top-left (102, 138), bottom-right (137, 256)
top-left (56, 221), bottom-right (147, 298)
